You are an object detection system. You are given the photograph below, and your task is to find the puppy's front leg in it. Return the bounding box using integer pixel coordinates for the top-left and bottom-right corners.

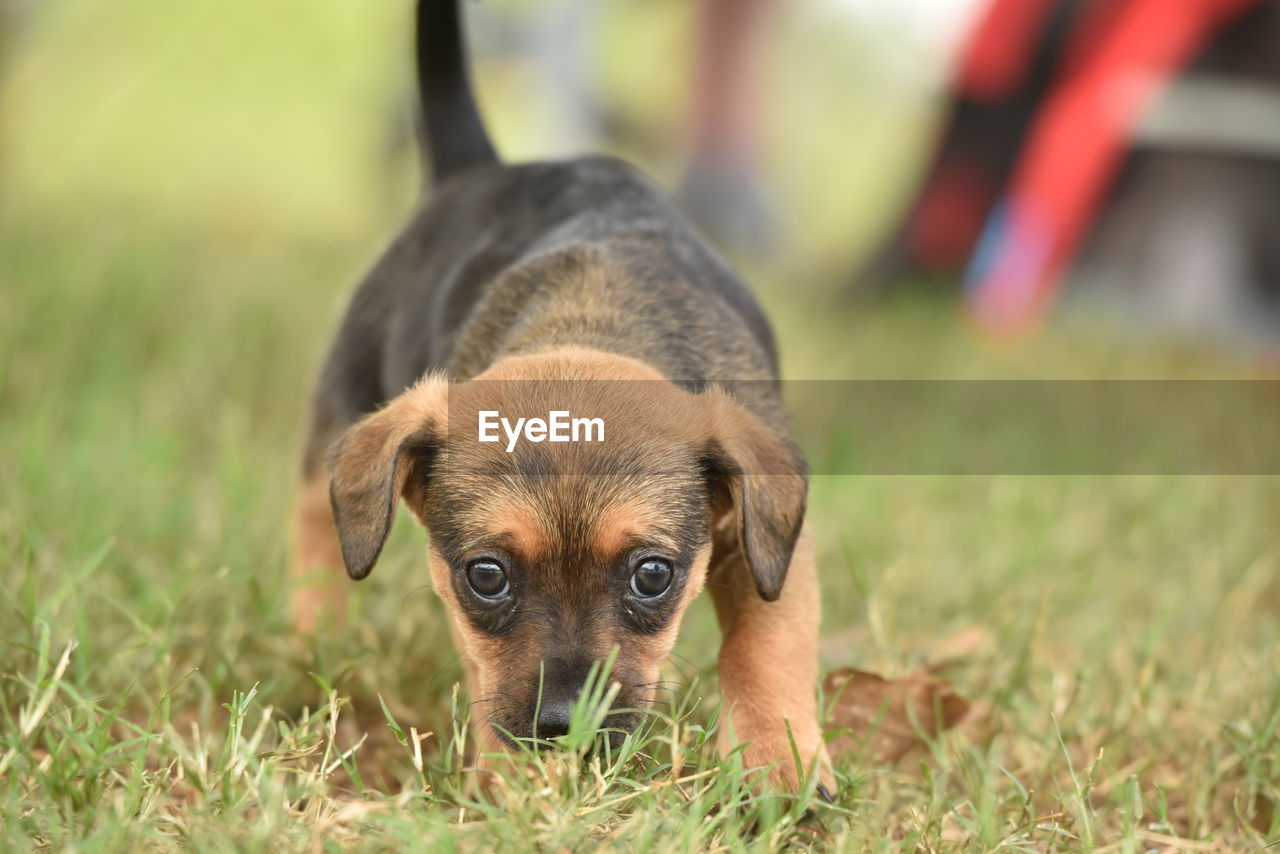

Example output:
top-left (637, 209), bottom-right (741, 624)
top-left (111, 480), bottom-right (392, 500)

top-left (289, 454), bottom-right (349, 634)
top-left (709, 522), bottom-right (832, 791)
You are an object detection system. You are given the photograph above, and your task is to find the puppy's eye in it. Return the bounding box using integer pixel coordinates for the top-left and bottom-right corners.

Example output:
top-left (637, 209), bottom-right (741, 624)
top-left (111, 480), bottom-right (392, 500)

top-left (630, 558), bottom-right (673, 598)
top-left (466, 559), bottom-right (510, 599)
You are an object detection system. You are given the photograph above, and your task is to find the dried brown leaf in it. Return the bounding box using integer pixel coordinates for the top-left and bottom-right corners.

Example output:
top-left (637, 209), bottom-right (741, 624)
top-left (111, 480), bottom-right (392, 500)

top-left (823, 668), bottom-right (971, 763)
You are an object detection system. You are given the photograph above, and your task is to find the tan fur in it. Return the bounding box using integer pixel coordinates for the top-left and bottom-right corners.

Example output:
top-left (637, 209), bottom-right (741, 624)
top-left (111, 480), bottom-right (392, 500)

top-left (709, 522), bottom-right (832, 790)
top-left (478, 502), bottom-right (549, 565)
top-left (289, 471), bottom-right (348, 633)
top-left (591, 498), bottom-right (673, 558)
top-left (473, 346), bottom-right (669, 383)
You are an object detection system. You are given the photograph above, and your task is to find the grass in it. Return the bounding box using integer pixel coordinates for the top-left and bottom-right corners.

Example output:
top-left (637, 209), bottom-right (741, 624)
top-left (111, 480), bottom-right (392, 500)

top-left (3, 1), bottom-right (1280, 850)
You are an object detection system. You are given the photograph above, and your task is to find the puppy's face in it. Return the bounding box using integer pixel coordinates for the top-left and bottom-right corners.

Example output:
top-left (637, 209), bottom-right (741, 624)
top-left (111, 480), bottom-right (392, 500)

top-left (422, 457), bottom-right (712, 747)
top-left (327, 350), bottom-right (805, 748)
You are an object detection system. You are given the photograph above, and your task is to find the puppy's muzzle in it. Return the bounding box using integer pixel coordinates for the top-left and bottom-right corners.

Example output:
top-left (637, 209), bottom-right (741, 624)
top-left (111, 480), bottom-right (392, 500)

top-left (508, 657), bottom-right (644, 750)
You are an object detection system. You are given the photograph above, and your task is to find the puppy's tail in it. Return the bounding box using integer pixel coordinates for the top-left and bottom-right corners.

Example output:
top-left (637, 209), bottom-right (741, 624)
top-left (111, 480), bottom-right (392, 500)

top-left (416, 0), bottom-right (497, 184)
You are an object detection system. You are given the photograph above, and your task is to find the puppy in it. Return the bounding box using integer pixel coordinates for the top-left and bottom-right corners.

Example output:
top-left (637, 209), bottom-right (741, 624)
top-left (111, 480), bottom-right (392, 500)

top-left (291, 0), bottom-right (830, 792)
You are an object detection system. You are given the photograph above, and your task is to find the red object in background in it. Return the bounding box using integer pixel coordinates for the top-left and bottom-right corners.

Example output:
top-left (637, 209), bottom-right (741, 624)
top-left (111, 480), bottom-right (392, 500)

top-left (962, 0), bottom-right (1261, 331)
top-left (957, 0), bottom-right (1060, 101)
top-left (908, 158), bottom-right (995, 272)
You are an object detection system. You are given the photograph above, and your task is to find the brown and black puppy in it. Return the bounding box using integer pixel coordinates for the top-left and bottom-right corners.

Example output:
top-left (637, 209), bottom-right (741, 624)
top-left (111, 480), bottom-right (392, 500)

top-left (291, 1), bottom-right (829, 792)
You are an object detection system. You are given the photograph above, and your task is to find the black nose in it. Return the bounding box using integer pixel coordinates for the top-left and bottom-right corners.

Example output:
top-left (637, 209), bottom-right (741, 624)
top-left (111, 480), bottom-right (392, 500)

top-left (533, 699), bottom-right (573, 742)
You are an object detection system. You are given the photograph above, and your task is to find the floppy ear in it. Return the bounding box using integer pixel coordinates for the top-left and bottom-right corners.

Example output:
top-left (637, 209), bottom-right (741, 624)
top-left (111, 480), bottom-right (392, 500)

top-left (327, 377), bottom-right (447, 580)
top-left (701, 392), bottom-right (808, 602)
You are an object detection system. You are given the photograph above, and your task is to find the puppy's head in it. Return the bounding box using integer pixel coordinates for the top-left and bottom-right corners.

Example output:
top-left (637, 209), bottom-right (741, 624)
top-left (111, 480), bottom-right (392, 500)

top-left (327, 350), bottom-right (806, 748)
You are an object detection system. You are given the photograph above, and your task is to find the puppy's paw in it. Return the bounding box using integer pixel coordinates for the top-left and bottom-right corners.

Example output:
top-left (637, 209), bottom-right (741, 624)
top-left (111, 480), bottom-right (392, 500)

top-left (723, 714), bottom-right (835, 796)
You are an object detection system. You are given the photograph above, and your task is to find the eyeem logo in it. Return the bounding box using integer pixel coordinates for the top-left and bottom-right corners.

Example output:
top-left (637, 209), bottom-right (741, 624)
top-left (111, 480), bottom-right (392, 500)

top-left (478, 410), bottom-right (605, 453)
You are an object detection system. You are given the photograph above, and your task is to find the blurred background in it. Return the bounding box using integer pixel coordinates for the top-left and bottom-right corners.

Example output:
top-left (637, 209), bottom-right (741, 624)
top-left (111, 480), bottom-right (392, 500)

top-left (5, 0), bottom-right (1278, 356)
